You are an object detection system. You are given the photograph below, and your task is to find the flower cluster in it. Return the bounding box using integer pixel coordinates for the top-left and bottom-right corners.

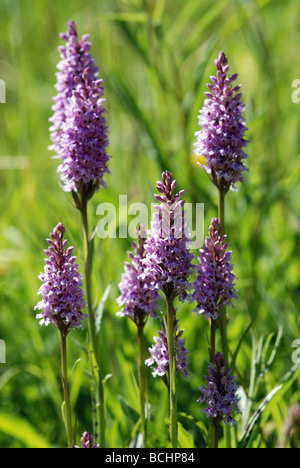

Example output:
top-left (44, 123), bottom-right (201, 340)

top-left (75, 431), bottom-right (100, 449)
top-left (146, 311), bottom-right (189, 379)
top-left (141, 171), bottom-right (194, 302)
top-left (50, 20), bottom-right (110, 195)
top-left (35, 223), bottom-right (86, 335)
top-left (116, 226), bottom-right (159, 325)
top-left (190, 217), bottom-right (237, 320)
top-left (194, 51), bottom-right (248, 193)
top-left (198, 352), bottom-right (240, 426)
top-left (57, 68), bottom-right (110, 194)
top-left (49, 20), bottom-right (98, 155)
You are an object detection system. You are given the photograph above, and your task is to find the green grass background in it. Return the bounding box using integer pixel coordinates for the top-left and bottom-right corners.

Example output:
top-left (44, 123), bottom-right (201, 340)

top-left (0, 0), bottom-right (300, 448)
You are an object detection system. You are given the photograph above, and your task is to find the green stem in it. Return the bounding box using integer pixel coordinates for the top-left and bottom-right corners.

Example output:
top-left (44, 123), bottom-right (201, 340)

top-left (218, 189), bottom-right (225, 236)
top-left (60, 332), bottom-right (73, 448)
top-left (214, 422), bottom-right (219, 449)
top-left (208, 320), bottom-right (217, 449)
top-left (80, 200), bottom-right (106, 448)
top-left (209, 319), bottom-right (217, 363)
top-left (137, 320), bottom-right (147, 448)
top-left (218, 189), bottom-right (228, 363)
top-left (218, 189), bottom-right (231, 449)
top-left (166, 297), bottom-right (177, 448)
top-left (208, 420), bottom-right (214, 449)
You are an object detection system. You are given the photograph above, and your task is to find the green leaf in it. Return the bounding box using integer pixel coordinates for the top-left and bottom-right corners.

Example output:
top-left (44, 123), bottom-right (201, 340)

top-left (99, 12), bottom-right (148, 23)
top-left (178, 421), bottom-right (194, 449)
top-left (0, 411), bottom-right (51, 448)
top-left (95, 283), bottom-right (112, 335)
top-left (239, 360), bottom-right (300, 448)
top-left (178, 412), bottom-right (207, 448)
top-left (261, 361), bottom-right (300, 424)
top-left (109, 68), bottom-right (167, 171)
top-left (113, 19), bottom-right (150, 67)
top-left (253, 326), bottom-right (283, 394)
top-left (118, 395), bottom-right (140, 424)
top-left (153, 0), bottom-right (167, 24)
top-left (238, 385), bottom-right (282, 448)
top-left (102, 373), bottom-right (113, 385)
top-left (230, 318), bottom-right (255, 371)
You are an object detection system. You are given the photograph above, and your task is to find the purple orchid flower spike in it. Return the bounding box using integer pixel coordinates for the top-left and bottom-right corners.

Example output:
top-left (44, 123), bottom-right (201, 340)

top-left (194, 51), bottom-right (248, 194)
top-left (198, 352), bottom-right (241, 426)
top-left (190, 217), bottom-right (237, 321)
top-left (146, 310), bottom-right (189, 380)
top-left (140, 171), bottom-right (194, 302)
top-left (35, 222), bottom-right (86, 336)
top-left (117, 225), bottom-right (159, 325)
top-left (50, 20), bottom-right (110, 201)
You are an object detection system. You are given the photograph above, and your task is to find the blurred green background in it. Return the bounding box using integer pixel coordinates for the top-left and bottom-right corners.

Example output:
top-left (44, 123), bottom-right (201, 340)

top-left (0, 0), bottom-right (300, 448)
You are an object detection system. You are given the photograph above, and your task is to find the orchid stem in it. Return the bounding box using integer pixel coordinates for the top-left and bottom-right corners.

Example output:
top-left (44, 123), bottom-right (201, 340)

top-left (218, 190), bottom-right (228, 363)
top-left (60, 332), bottom-right (73, 448)
top-left (80, 198), bottom-right (106, 448)
top-left (137, 320), bottom-right (147, 448)
top-left (166, 296), bottom-right (177, 448)
top-left (218, 189), bottom-right (231, 449)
